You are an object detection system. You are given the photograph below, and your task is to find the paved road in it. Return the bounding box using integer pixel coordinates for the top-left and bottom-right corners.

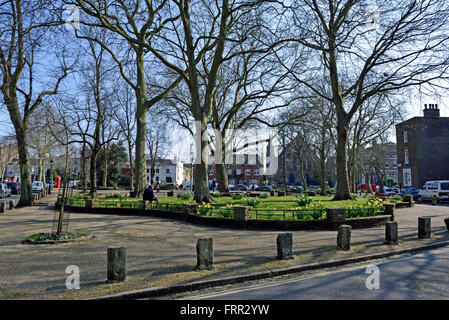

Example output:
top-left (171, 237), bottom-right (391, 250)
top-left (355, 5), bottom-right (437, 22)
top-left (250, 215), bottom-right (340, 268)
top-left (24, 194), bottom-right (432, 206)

top-left (186, 247), bottom-right (449, 300)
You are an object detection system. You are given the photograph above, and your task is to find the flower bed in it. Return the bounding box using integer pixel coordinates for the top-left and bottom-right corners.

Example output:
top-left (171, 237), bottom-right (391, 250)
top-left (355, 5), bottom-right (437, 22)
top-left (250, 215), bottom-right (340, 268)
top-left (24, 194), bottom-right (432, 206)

top-left (62, 194), bottom-right (392, 222)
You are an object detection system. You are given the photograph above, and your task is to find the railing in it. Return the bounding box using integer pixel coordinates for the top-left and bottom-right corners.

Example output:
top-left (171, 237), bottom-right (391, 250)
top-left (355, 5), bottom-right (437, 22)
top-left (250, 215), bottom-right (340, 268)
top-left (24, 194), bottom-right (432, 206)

top-left (152, 202), bottom-right (184, 211)
top-left (252, 208), bottom-right (326, 221)
top-left (196, 206), bottom-right (234, 218)
top-left (63, 197), bottom-right (386, 221)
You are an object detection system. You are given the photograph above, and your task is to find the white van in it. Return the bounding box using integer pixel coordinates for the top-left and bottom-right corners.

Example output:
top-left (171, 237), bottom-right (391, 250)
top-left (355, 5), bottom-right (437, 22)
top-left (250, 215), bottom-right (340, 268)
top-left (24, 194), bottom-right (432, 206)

top-left (419, 180), bottom-right (449, 202)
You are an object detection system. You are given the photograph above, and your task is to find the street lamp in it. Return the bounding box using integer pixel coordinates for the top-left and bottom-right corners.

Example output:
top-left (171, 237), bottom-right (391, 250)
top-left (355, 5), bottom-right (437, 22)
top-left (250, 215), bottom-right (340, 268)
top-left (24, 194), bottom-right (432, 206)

top-left (49, 159), bottom-right (54, 192)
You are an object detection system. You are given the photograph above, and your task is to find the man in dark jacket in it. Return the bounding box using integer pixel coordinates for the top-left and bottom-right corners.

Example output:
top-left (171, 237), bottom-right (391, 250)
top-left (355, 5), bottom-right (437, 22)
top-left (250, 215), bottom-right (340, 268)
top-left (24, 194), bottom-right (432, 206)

top-left (143, 184), bottom-right (158, 203)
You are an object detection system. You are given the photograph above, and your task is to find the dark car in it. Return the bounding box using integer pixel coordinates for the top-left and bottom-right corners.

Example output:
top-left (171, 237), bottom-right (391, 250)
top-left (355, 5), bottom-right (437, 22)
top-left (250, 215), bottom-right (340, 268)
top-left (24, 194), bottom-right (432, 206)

top-left (234, 184), bottom-right (249, 191)
top-left (401, 187), bottom-right (422, 200)
top-left (6, 182), bottom-right (20, 195)
top-left (255, 185), bottom-right (274, 191)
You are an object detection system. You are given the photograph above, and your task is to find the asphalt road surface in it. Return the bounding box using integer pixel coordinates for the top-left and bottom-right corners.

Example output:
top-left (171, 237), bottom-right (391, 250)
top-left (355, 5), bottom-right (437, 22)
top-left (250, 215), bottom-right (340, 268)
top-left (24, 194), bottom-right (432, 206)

top-left (185, 246), bottom-right (449, 300)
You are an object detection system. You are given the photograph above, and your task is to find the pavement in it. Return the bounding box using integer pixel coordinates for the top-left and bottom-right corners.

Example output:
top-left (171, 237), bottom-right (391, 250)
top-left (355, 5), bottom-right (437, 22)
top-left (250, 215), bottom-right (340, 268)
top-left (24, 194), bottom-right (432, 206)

top-left (180, 246), bottom-right (449, 300)
top-left (0, 191), bottom-right (449, 300)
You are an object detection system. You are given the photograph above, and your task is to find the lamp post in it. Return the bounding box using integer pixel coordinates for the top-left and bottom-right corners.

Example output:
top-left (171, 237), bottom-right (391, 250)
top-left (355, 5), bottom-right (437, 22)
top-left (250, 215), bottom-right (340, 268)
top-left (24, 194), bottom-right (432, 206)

top-left (49, 159), bottom-right (54, 194)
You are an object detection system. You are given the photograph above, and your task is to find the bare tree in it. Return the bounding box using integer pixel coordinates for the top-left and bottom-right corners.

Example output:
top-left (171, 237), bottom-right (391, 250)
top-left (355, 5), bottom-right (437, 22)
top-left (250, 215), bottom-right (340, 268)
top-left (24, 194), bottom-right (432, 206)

top-left (146, 112), bottom-right (171, 185)
top-left (278, 0), bottom-right (449, 199)
top-left (65, 0), bottom-right (182, 197)
top-left (149, 0), bottom-right (280, 202)
top-left (0, 0), bottom-right (69, 206)
top-left (112, 84), bottom-right (136, 190)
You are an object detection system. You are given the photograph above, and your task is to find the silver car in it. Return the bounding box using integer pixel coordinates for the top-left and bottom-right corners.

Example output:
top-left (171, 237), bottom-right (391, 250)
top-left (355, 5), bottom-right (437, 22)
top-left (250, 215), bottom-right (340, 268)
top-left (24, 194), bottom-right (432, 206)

top-left (0, 183), bottom-right (12, 198)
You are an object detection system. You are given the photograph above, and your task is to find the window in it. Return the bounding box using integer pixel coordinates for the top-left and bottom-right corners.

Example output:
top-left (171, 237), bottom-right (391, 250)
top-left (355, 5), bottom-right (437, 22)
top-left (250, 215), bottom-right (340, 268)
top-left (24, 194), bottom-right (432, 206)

top-left (404, 149), bottom-right (409, 164)
top-left (404, 131), bottom-right (408, 143)
top-left (227, 169), bottom-right (233, 175)
top-left (245, 169), bottom-right (251, 176)
top-left (403, 168), bottom-right (412, 187)
top-left (236, 169), bottom-right (242, 175)
top-left (166, 177), bottom-right (172, 183)
top-left (166, 168), bottom-right (170, 174)
top-left (156, 169), bottom-right (159, 173)
top-left (428, 183), bottom-right (439, 190)
top-left (254, 169), bottom-right (260, 176)
top-left (441, 183), bottom-right (449, 191)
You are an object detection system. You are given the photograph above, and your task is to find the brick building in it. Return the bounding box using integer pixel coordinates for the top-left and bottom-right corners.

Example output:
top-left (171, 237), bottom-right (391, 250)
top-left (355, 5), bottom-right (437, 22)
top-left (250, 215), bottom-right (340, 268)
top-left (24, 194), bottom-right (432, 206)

top-left (208, 154), bottom-right (264, 187)
top-left (396, 104), bottom-right (449, 188)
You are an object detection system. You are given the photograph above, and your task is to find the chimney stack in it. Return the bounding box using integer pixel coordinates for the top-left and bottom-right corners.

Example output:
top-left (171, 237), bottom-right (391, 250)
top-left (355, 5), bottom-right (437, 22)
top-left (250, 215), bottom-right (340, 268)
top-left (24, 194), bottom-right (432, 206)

top-left (423, 103), bottom-right (440, 118)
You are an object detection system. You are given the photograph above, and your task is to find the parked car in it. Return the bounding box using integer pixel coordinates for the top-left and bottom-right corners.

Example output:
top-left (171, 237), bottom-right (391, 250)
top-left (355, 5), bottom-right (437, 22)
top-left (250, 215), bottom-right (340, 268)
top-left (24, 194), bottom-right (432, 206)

top-left (400, 187), bottom-right (422, 200)
top-left (32, 181), bottom-right (44, 193)
top-left (248, 184), bottom-right (259, 191)
top-left (227, 184), bottom-right (235, 191)
top-left (255, 185), bottom-right (274, 192)
top-left (234, 184), bottom-right (249, 191)
top-left (419, 180), bottom-right (449, 202)
top-left (0, 183), bottom-right (12, 198)
top-left (6, 182), bottom-right (20, 195)
top-left (357, 183), bottom-right (377, 191)
top-left (376, 187), bottom-right (397, 196)
top-left (292, 185), bottom-right (304, 191)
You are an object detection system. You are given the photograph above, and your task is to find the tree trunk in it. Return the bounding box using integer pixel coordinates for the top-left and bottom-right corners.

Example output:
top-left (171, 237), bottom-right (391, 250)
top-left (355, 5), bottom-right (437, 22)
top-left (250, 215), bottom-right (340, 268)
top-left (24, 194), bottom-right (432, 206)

top-left (216, 163), bottom-right (228, 192)
top-left (365, 172), bottom-right (373, 193)
top-left (57, 142), bottom-right (70, 234)
top-left (333, 120), bottom-right (352, 200)
top-left (39, 156), bottom-right (46, 189)
top-left (102, 147), bottom-right (108, 187)
top-left (319, 155), bottom-right (326, 196)
top-left (193, 125), bottom-right (210, 203)
top-left (133, 51), bottom-right (147, 198)
top-left (299, 157), bottom-right (307, 190)
top-left (81, 143), bottom-right (87, 192)
top-left (128, 139), bottom-right (134, 191)
top-left (89, 150), bottom-right (99, 196)
top-left (17, 142), bottom-right (32, 207)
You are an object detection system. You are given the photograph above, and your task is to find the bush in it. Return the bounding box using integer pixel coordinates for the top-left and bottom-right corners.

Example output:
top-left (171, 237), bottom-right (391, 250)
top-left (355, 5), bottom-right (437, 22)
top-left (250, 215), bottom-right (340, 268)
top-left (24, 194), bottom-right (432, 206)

top-left (388, 195), bottom-right (403, 203)
top-left (177, 193), bottom-right (193, 200)
top-left (232, 193), bottom-right (244, 200)
top-left (297, 194), bottom-right (312, 206)
top-left (211, 192), bottom-right (221, 198)
top-left (105, 193), bottom-right (128, 200)
top-left (259, 193), bottom-right (268, 199)
top-left (241, 198), bottom-right (260, 208)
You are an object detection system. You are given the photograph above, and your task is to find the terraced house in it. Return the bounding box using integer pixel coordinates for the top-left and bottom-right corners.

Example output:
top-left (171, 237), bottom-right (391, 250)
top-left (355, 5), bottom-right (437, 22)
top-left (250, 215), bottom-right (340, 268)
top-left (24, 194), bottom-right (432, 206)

top-left (396, 104), bottom-right (449, 188)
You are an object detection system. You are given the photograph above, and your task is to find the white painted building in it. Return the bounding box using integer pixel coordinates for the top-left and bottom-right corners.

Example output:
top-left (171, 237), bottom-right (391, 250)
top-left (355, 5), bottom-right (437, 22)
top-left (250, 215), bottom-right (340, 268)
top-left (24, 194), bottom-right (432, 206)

top-left (146, 158), bottom-right (184, 186)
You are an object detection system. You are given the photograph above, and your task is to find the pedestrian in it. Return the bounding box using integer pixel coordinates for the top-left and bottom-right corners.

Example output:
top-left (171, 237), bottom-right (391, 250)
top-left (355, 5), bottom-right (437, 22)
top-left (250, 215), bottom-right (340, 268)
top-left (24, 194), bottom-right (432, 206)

top-left (156, 183), bottom-right (160, 193)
